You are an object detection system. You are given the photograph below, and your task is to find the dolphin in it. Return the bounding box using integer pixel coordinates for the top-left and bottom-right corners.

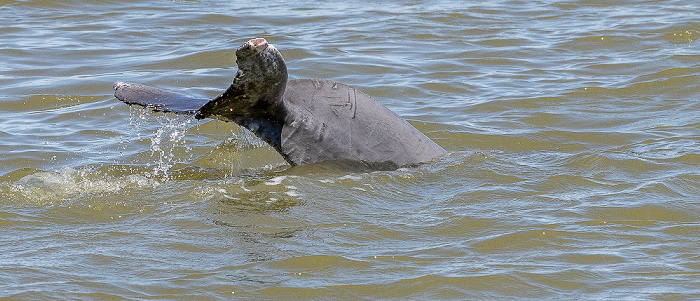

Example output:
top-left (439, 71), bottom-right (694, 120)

top-left (114, 38), bottom-right (445, 167)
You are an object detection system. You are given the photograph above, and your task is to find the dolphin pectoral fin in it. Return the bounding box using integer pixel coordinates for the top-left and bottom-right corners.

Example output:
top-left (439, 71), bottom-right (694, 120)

top-left (113, 82), bottom-right (209, 115)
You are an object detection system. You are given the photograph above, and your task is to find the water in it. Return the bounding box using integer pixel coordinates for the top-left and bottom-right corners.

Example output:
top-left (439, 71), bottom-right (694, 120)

top-left (1, 0), bottom-right (699, 299)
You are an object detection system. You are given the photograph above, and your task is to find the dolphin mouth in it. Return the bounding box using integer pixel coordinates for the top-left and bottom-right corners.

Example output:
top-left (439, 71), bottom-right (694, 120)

top-left (237, 37), bottom-right (269, 56)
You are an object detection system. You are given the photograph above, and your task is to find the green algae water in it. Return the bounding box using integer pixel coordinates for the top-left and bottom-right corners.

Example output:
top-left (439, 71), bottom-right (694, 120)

top-left (1, 0), bottom-right (699, 299)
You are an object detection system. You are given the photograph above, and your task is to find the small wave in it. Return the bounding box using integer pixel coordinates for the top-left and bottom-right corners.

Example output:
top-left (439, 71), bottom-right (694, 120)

top-left (198, 175), bottom-right (301, 214)
top-left (0, 167), bottom-right (159, 205)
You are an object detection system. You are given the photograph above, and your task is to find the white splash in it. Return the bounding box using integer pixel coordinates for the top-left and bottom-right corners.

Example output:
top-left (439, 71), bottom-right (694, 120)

top-left (126, 107), bottom-right (196, 179)
top-left (149, 114), bottom-right (194, 178)
top-left (5, 167), bottom-right (159, 205)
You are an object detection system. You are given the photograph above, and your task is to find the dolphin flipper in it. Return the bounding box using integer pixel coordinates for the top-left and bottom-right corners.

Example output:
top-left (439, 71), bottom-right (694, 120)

top-left (113, 82), bottom-right (208, 115)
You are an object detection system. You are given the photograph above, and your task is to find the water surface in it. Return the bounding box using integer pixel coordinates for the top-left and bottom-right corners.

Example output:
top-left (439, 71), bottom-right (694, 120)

top-left (1, 0), bottom-right (699, 299)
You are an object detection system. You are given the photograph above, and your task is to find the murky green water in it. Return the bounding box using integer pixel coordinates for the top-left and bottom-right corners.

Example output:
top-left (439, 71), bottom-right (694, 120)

top-left (1, 0), bottom-right (699, 299)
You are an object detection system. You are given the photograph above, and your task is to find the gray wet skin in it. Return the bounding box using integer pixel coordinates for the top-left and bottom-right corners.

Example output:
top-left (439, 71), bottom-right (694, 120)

top-left (114, 38), bottom-right (446, 167)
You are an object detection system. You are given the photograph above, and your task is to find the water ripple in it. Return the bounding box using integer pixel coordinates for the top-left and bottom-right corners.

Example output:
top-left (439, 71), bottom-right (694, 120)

top-left (1, 0), bottom-right (700, 299)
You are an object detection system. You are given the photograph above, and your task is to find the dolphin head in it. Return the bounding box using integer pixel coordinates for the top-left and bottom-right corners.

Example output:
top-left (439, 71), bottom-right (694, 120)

top-left (196, 38), bottom-right (288, 121)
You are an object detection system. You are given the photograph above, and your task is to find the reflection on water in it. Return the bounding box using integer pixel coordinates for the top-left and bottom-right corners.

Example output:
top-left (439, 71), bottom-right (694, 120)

top-left (1, 0), bottom-right (700, 299)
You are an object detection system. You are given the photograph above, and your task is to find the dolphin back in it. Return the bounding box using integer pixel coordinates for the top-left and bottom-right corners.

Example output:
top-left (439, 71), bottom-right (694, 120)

top-left (280, 79), bottom-right (446, 166)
